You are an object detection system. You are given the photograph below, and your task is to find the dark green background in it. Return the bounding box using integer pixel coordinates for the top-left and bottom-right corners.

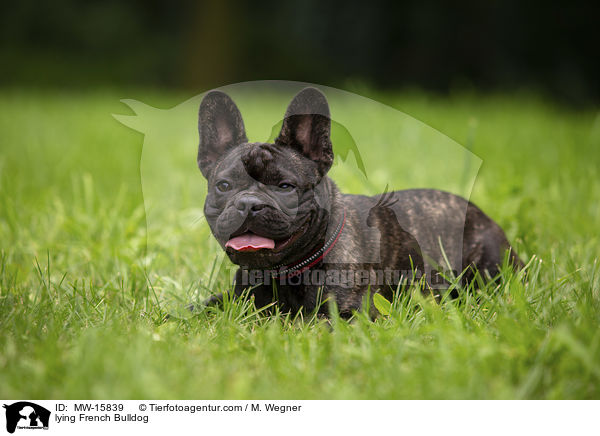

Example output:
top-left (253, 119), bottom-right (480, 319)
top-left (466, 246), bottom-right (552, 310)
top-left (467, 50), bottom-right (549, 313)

top-left (2, 0), bottom-right (599, 104)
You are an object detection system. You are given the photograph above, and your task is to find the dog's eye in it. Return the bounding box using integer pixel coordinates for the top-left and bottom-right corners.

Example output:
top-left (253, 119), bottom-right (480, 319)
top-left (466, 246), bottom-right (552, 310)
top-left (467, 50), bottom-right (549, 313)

top-left (278, 182), bottom-right (295, 191)
top-left (216, 181), bottom-right (231, 192)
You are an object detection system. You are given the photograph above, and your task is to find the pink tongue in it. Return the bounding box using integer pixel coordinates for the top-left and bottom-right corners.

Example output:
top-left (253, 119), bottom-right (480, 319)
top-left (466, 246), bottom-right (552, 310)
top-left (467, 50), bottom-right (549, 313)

top-left (225, 233), bottom-right (275, 251)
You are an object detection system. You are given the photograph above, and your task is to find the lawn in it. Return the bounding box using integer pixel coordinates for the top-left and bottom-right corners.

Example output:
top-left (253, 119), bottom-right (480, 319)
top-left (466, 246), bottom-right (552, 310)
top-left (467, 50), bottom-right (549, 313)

top-left (0, 85), bottom-right (598, 399)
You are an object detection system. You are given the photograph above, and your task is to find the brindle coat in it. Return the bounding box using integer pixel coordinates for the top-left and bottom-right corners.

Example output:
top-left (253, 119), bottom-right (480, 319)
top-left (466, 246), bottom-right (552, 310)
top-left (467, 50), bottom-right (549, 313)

top-left (198, 88), bottom-right (522, 317)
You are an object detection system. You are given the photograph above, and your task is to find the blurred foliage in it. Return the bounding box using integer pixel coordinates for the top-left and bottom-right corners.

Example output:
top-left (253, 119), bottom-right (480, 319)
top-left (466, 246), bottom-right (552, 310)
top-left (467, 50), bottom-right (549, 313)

top-left (1, 0), bottom-right (599, 104)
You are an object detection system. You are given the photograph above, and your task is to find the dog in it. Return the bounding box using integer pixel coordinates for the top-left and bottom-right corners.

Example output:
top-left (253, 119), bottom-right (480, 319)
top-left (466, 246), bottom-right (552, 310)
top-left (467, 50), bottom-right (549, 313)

top-left (197, 87), bottom-right (522, 317)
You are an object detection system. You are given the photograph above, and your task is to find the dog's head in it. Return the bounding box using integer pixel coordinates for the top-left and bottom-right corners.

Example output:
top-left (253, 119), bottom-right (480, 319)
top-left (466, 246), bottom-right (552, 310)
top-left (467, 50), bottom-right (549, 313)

top-left (197, 87), bottom-right (334, 268)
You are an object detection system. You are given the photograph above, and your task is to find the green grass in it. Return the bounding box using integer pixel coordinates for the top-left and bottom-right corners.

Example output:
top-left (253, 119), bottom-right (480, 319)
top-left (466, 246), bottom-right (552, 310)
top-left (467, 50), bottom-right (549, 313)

top-left (0, 87), bottom-right (599, 399)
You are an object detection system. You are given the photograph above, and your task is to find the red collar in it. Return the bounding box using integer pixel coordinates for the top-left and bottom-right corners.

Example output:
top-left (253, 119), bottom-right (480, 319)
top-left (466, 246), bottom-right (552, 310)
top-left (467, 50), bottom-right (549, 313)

top-left (272, 210), bottom-right (346, 279)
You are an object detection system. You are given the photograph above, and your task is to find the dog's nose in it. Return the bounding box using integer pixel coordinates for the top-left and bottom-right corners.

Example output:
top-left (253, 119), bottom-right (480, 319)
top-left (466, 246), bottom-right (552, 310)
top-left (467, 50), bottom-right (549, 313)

top-left (234, 196), bottom-right (267, 215)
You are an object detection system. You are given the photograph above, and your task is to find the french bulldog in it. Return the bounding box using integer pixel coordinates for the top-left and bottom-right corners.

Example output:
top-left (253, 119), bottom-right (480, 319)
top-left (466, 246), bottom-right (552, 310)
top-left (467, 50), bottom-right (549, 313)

top-left (197, 87), bottom-right (522, 317)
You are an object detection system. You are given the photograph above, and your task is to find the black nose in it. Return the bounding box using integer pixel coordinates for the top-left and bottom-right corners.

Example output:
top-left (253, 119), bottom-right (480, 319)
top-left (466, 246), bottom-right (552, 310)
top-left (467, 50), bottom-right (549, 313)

top-left (234, 195), bottom-right (267, 215)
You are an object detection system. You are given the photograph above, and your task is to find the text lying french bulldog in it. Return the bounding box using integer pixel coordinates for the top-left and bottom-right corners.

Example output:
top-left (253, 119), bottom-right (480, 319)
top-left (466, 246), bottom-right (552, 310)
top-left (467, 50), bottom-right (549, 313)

top-left (197, 87), bottom-right (522, 317)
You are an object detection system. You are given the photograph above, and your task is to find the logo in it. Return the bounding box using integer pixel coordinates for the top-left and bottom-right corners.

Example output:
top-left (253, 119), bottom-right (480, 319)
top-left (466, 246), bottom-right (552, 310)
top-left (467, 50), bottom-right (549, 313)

top-left (3, 402), bottom-right (50, 434)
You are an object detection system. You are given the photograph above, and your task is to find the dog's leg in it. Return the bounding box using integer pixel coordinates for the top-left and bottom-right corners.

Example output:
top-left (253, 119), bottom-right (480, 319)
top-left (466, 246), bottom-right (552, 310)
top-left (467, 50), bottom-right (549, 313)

top-left (199, 293), bottom-right (225, 308)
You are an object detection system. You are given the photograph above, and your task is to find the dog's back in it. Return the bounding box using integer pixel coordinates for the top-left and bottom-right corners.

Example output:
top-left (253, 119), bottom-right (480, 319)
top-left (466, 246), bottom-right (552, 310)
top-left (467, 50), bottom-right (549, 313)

top-left (333, 187), bottom-right (522, 287)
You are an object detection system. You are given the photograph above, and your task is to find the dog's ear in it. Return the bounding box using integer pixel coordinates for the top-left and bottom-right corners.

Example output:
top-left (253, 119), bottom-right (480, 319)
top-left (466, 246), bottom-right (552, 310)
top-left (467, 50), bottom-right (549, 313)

top-left (198, 90), bottom-right (248, 178)
top-left (275, 87), bottom-right (333, 176)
